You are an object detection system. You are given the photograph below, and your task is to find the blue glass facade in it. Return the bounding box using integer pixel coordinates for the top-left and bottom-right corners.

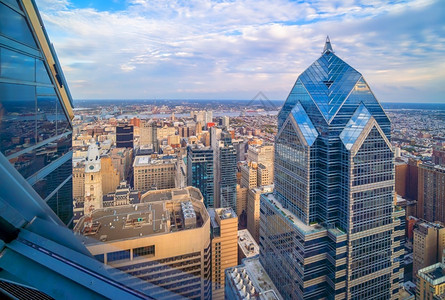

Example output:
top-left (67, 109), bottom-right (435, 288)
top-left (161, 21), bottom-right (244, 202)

top-left (260, 38), bottom-right (403, 299)
top-left (0, 0), bottom-right (74, 225)
top-left (187, 145), bottom-right (215, 208)
top-left (218, 132), bottom-right (237, 212)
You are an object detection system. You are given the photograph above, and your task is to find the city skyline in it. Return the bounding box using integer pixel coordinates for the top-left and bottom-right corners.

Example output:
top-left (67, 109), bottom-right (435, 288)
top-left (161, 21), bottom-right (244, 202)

top-left (36, 0), bottom-right (445, 102)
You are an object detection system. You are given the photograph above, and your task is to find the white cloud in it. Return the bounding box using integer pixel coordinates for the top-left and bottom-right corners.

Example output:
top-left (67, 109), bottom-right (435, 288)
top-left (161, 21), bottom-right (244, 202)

top-left (36, 0), bottom-right (445, 102)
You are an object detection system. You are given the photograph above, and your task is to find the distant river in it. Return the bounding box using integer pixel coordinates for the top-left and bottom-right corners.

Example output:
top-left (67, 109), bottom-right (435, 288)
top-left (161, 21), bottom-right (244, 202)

top-left (114, 111), bottom-right (279, 119)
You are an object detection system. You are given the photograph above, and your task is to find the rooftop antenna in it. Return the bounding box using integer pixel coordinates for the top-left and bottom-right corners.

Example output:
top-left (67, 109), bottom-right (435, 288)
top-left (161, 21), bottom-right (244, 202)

top-left (322, 36), bottom-right (334, 54)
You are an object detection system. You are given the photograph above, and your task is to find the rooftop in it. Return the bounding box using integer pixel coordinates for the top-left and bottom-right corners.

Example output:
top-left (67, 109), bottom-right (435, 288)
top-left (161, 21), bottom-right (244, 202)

top-left (419, 263), bottom-right (445, 285)
top-left (75, 188), bottom-right (207, 244)
top-left (263, 193), bottom-right (325, 234)
top-left (133, 155), bottom-right (176, 167)
top-left (141, 187), bottom-right (203, 203)
top-left (226, 256), bottom-right (283, 300)
top-left (238, 229), bottom-right (259, 258)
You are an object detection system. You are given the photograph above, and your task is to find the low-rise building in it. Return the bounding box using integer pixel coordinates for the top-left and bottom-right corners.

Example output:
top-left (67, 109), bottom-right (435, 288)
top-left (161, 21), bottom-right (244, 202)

top-left (237, 229), bottom-right (259, 265)
top-left (225, 256), bottom-right (283, 300)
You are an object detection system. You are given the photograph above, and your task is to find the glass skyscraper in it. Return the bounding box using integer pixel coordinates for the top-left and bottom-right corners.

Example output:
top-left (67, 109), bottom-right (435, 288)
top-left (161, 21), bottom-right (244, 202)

top-left (187, 144), bottom-right (215, 208)
top-left (260, 38), bottom-right (404, 299)
top-left (218, 131), bottom-right (237, 212)
top-left (0, 0), bottom-right (74, 225)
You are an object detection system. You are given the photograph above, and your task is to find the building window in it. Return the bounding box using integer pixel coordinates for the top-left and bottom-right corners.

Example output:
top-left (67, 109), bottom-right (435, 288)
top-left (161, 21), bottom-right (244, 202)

top-left (107, 249), bottom-right (130, 262)
top-left (133, 245), bottom-right (155, 258)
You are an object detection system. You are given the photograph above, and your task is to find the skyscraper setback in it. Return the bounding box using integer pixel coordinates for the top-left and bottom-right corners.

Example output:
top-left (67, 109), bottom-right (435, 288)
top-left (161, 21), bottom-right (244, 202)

top-left (260, 38), bottom-right (404, 299)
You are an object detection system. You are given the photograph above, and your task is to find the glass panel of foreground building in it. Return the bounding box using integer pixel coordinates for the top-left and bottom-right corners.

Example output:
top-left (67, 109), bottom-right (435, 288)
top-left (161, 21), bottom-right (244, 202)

top-left (0, 0), bottom-right (74, 226)
top-left (260, 37), bottom-right (405, 299)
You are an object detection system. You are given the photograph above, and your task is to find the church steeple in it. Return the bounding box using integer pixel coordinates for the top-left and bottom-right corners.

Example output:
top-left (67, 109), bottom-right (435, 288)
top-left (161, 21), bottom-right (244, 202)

top-left (322, 36), bottom-right (334, 54)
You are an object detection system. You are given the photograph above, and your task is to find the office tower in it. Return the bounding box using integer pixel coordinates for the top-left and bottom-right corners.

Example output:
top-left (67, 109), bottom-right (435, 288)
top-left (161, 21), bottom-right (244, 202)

top-left (175, 155), bottom-right (187, 189)
top-left (100, 156), bottom-right (121, 194)
top-left (247, 144), bottom-right (274, 180)
top-left (240, 162), bottom-right (258, 189)
top-left (0, 1), bottom-right (163, 298)
top-left (133, 155), bottom-right (176, 192)
top-left (73, 161), bottom-right (86, 200)
top-left (257, 163), bottom-right (272, 186)
top-left (222, 116), bottom-right (230, 128)
top-left (110, 147), bottom-right (133, 181)
top-left (187, 144), bottom-right (215, 208)
top-left (236, 184), bottom-right (248, 220)
top-left (214, 131), bottom-right (237, 211)
top-left (233, 138), bottom-right (248, 162)
top-left (260, 38), bottom-right (404, 299)
top-left (413, 221), bottom-right (445, 278)
top-left (0, 0), bottom-right (74, 225)
top-left (116, 124), bottom-right (134, 148)
top-left (205, 111), bottom-right (213, 125)
top-left (417, 163), bottom-right (445, 224)
top-left (208, 207), bottom-right (238, 300)
top-left (75, 187), bottom-right (212, 299)
top-left (395, 160), bottom-right (409, 198)
top-left (416, 263), bottom-right (445, 299)
top-left (139, 120), bottom-right (158, 151)
top-left (247, 185), bottom-right (273, 243)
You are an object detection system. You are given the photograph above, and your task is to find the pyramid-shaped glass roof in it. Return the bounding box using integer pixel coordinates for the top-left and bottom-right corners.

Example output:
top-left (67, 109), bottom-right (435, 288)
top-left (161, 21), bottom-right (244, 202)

top-left (290, 102), bottom-right (319, 146)
top-left (279, 37), bottom-right (365, 126)
top-left (340, 103), bottom-right (372, 149)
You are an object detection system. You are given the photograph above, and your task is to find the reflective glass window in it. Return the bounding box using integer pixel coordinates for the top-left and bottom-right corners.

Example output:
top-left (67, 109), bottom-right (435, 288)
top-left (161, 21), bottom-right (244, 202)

top-left (56, 100), bottom-right (71, 134)
top-left (36, 59), bottom-right (52, 84)
top-left (10, 132), bottom-right (72, 179)
top-left (37, 95), bottom-right (57, 141)
top-left (32, 158), bottom-right (72, 199)
top-left (0, 82), bottom-right (36, 156)
top-left (2, 0), bottom-right (19, 9)
top-left (0, 3), bottom-right (37, 48)
top-left (0, 48), bottom-right (35, 81)
top-left (46, 177), bottom-right (73, 225)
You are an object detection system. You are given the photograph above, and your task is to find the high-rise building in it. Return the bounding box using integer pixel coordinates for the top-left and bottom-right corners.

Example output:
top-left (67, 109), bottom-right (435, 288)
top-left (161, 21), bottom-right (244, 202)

top-left (208, 207), bottom-right (238, 300)
top-left (247, 144), bottom-right (274, 181)
top-left (133, 155), bottom-right (176, 192)
top-left (240, 161), bottom-right (258, 189)
top-left (413, 221), bottom-right (445, 279)
top-left (260, 37), bottom-right (404, 299)
top-left (139, 120), bottom-right (158, 151)
top-left (116, 124), bottom-right (134, 148)
top-left (187, 144), bottom-right (215, 208)
top-left (236, 184), bottom-right (248, 220)
top-left (216, 132), bottom-right (237, 211)
top-left (0, 0), bottom-right (74, 225)
top-left (0, 1), bottom-right (163, 298)
top-left (417, 163), bottom-right (445, 224)
top-left (247, 185), bottom-right (273, 243)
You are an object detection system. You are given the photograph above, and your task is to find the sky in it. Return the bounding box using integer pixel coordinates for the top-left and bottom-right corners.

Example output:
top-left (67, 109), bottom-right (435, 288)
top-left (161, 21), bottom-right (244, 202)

top-left (35, 0), bottom-right (445, 102)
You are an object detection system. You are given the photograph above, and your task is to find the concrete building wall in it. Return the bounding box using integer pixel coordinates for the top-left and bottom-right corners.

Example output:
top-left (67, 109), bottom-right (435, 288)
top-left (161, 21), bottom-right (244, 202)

top-left (101, 156), bottom-right (120, 195)
top-left (418, 163), bottom-right (445, 224)
top-left (211, 209), bottom-right (238, 300)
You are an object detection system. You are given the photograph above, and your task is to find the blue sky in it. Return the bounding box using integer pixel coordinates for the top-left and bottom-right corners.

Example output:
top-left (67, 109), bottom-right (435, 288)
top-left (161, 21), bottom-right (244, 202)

top-left (36, 0), bottom-right (445, 102)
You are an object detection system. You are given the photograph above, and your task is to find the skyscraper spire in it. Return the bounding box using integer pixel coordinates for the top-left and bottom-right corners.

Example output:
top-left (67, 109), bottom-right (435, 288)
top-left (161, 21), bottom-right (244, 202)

top-left (322, 35), bottom-right (334, 54)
